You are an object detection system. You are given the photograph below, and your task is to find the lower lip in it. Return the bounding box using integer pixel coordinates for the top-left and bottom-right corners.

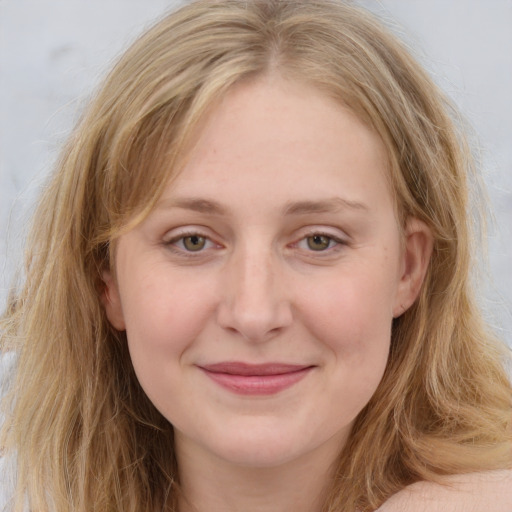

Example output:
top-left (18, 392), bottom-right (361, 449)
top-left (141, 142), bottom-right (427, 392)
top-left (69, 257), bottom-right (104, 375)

top-left (201, 367), bottom-right (312, 395)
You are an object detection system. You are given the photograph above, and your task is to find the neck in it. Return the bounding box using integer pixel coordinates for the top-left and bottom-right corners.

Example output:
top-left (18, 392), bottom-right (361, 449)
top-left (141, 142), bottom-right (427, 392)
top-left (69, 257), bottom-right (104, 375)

top-left (175, 436), bottom-right (340, 512)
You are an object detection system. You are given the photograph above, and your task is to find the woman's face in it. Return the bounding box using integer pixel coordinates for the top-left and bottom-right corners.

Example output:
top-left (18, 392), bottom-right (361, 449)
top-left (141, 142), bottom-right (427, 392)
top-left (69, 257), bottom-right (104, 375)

top-left (104, 76), bottom-right (430, 470)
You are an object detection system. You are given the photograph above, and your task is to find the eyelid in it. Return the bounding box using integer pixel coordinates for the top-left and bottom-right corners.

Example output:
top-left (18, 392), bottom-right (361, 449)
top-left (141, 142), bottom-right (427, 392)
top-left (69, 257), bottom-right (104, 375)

top-left (291, 227), bottom-right (349, 252)
top-left (163, 227), bottom-right (222, 254)
top-left (161, 225), bottom-right (348, 256)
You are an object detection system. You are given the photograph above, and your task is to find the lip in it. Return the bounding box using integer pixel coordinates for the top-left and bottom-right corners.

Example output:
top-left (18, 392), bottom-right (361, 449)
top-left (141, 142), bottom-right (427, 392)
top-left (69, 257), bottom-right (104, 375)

top-left (198, 362), bottom-right (314, 395)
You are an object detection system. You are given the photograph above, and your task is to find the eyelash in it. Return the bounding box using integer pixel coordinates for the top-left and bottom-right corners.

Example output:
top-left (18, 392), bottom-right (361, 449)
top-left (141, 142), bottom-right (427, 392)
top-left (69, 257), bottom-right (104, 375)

top-left (164, 229), bottom-right (346, 257)
top-left (292, 231), bottom-right (346, 254)
top-left (164, 230), bottom-right (219, 256)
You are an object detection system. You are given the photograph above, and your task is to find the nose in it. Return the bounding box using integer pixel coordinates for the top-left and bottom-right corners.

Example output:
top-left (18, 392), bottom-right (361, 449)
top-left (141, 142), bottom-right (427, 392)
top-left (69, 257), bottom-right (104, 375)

top-left (216, 247), bottom-right (293, 342)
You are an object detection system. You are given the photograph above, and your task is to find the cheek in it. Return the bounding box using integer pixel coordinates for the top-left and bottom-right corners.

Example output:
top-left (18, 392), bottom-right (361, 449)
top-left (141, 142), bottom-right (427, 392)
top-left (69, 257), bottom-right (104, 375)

top-left (298, 265), bottom-right (395, 375)
top-left (120, 269), bottom-right (215, 385)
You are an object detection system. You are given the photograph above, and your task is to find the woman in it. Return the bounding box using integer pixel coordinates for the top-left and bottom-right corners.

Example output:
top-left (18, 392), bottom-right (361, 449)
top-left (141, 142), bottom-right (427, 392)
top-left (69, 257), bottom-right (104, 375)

top-left (1, 1), bottom-right (511, 511)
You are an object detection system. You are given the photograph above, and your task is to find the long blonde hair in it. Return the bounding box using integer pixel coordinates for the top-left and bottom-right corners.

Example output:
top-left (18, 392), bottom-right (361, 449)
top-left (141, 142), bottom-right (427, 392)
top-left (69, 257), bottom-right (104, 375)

top-left (1, 1), bottom-right (511, 511)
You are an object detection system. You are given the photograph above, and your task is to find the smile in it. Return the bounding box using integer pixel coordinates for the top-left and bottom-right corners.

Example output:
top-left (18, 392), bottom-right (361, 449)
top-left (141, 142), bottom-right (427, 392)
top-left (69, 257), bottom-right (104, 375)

top-left (198, 362), bottom-right (314, 395)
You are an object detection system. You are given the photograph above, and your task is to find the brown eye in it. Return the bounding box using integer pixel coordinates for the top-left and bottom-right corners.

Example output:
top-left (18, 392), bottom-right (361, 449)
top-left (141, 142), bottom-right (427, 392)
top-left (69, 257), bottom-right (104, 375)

top-left (183, 235), bottom-right (207, 251)
top-left (306, 235), bottom-right (332, 251)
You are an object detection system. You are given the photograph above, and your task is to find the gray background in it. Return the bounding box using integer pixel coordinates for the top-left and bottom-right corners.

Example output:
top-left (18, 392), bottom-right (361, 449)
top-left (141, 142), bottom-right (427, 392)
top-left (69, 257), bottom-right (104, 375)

top-left (1, 0), bottom-right (511, 345)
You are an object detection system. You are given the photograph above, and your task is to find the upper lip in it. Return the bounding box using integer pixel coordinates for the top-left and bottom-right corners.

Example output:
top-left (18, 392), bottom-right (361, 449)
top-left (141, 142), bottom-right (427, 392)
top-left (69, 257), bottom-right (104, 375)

top-left (199, 362), bottom-right (313, 376)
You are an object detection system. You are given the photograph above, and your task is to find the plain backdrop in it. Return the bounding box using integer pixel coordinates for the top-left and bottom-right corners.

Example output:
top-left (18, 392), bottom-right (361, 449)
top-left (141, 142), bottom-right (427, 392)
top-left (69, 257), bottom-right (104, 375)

top-left (0, 0), bottom-right (511, 345)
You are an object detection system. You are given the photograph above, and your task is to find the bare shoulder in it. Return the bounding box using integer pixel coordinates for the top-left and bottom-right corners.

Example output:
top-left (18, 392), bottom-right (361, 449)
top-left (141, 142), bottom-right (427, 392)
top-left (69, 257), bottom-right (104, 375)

top-left (377, 470), bottom-right (512, 512)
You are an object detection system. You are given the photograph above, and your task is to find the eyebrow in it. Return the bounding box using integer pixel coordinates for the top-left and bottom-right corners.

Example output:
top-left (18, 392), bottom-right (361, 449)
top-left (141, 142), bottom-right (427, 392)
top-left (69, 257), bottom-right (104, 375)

top-left (156, 197), bottom-right (228, 215)
top-left (155, 196), bottom-right (369, 216)
top-left (283, 197), bottom-right (369, 215)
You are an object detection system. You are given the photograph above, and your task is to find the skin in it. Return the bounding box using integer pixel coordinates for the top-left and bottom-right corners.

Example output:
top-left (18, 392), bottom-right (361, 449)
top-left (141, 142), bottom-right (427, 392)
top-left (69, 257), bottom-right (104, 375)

top-left (103, 75), bottom-right (433, 512)
top-left (377, 470), bottom-right (512, 512)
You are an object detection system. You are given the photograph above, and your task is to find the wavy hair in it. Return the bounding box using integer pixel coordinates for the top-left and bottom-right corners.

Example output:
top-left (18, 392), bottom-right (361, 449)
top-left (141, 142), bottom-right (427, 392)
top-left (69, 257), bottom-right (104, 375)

top-left (1, 1), bottom-right (511, 511)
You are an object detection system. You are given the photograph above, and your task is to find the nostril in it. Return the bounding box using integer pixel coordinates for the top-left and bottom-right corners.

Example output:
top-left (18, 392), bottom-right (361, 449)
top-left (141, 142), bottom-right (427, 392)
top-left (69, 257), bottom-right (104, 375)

top-left (216, 298), bottom-right (292, 342)
top-left (215, 256), bottom-right (293, 341)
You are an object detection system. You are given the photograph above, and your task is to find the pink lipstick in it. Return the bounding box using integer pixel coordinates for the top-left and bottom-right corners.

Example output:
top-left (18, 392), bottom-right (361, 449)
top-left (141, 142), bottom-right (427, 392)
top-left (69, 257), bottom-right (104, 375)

top-left (199, 362), bottom-right (313, 395)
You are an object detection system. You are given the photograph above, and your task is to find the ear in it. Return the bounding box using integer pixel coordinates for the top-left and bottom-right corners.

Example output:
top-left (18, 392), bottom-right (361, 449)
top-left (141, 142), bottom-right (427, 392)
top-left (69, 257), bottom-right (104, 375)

top-left (393, 218), bottom-right (433, 318)
top-left (101, 270), bottom-right (126, 331)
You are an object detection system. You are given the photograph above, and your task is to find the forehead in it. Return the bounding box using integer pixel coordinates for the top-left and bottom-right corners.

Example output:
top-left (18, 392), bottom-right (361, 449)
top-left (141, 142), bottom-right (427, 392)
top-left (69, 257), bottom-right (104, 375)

top-left (156, 75), bottom-right (394, 217)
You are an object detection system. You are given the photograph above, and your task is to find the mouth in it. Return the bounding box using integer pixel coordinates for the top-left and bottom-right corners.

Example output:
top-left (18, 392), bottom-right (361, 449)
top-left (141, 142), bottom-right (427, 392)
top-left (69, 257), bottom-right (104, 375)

top-left (198, 362), bottom-right (315, 395)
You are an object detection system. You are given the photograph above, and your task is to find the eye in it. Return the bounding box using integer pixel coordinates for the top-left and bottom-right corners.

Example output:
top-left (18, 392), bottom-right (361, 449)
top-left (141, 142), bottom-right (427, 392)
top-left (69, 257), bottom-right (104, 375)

top-left (295, 232), bottom-right (345, 252)
top-left (181, 235), bottom-right (207, 252)
top-left (164, 231), bottom-right (217, 254)
top-left (306, 234), bottom-right (334, 251)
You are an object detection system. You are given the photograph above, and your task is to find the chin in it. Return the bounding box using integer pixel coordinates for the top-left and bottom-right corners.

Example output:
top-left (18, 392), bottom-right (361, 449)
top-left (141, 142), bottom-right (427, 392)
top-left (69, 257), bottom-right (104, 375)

top-left (194, 420), bottom-right (346, 470)
top-left (213, 440), bottom-right (310, 469)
